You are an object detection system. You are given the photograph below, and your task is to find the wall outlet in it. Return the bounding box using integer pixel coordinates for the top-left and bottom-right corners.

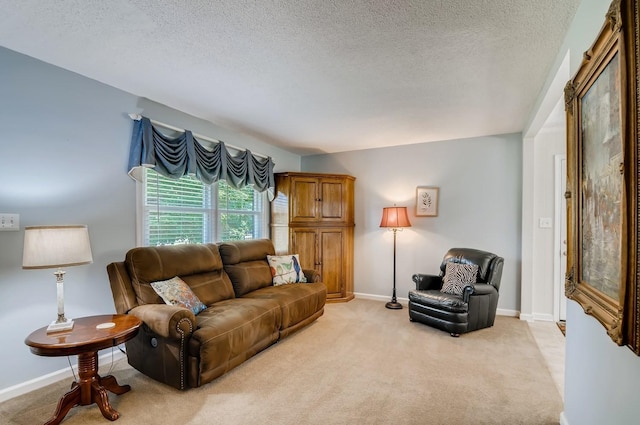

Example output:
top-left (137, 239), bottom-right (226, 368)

top-left (0, 213), bottom-right (20, 231)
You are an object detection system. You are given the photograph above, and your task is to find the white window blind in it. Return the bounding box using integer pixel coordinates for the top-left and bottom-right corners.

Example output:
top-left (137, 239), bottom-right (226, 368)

top-left (140, 168), bottom-right (268, 246)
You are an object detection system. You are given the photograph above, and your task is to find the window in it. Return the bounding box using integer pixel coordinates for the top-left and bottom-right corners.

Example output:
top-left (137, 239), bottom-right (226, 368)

top-left (138, 168), bottom-right (268, 246)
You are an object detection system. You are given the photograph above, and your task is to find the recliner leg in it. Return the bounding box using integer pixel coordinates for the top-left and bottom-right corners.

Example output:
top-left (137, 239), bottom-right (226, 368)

top-left (450, 333), bottom-right (460, 337)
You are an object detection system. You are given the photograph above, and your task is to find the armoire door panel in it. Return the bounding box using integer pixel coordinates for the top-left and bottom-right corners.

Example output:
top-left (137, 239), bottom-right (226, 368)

top-left (291, 179), bottom-right (318, 221)
top-left (291, 229), bottom-right (317, 271)
top-left (320, 229), bottom-right (344, 297)
top-left (320, 180), bottom-right (344, 220)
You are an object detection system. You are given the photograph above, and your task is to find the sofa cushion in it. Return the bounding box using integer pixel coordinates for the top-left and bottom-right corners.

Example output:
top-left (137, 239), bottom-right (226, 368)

top-left (189, 297), bottom-right (281, 385)
top-left (126, 243), bottom-right (235, 306)
top-left (408, 289), bottom-right (469, 313)
top-left (151, 276), bottom-right (207, 315)
top-left (218, 239), bottom-right (275, 296)
top-left (267, 254), bottom-right (307, 285)
top-left (441, 262), bottom-right (478, 295)
top-left (242, 282), bottom-right (326, 330)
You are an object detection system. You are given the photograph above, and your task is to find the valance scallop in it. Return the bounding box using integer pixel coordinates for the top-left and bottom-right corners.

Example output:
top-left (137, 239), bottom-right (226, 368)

top-left (127, 116), bottom-right (274, 200)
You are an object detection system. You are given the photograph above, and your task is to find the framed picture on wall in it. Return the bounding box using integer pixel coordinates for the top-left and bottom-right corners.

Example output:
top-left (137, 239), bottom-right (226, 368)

top-left (564, 0), bottom-right (640, 354)
top-left (416, 186), bottom-right (439, 217)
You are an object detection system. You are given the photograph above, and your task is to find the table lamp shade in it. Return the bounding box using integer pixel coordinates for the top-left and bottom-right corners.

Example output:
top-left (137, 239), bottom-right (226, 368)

top-left (379, 206), bottom-right (411, 229)
top-left (23, 225), bottom-right (93, 269)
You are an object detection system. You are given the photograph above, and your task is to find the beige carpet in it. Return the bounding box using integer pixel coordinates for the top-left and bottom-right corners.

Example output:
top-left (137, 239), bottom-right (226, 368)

top-left (1, 299), bottom-right (562, 425)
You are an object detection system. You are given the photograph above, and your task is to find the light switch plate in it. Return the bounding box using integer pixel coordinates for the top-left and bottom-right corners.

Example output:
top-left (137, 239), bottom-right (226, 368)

top-left (0, 213), bottom-right (20, 231)
top-left (539, 217), bottom-right (552, 229)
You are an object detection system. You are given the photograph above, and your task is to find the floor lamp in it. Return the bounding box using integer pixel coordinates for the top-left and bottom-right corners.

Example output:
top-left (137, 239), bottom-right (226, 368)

top-left (380, 206), bottom-right (411, 309)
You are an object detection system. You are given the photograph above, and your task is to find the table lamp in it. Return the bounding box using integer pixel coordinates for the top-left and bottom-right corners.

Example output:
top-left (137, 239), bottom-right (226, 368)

top-left (22, 225), bottom-right (93, 333)
top-left (380, 206), bottom-right (411, 309)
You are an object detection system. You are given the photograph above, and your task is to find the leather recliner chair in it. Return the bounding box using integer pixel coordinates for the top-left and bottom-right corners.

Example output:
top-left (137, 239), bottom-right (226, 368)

top-left (408, 248), bottom-right (504, 336)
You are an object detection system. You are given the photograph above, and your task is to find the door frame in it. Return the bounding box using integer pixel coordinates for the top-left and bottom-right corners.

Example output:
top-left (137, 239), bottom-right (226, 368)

top-left (521, 50), bottom-right (570, 321)
top-left (553, 154), bottom-right (567, 322)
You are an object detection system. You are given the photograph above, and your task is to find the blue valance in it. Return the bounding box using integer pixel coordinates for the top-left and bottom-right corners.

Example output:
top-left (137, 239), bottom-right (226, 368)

top-left (128, 117), bottom-right (275, 200)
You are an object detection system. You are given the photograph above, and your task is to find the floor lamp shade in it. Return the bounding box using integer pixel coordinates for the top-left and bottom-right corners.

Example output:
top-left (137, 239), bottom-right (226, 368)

top-left (379, 206), bottom-right (412, 229)
top-left (380, 207), bottom-right (411, 310)
top-left (23, 225), bottom-right (93, 333)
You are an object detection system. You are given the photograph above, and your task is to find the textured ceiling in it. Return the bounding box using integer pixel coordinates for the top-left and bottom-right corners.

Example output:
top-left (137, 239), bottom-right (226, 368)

top-left (0, 0), bottom-right (581, 155)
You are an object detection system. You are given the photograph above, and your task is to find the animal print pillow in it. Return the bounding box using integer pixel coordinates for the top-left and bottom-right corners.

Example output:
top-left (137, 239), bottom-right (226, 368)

top-left (267, 254), bottom-right (308, 286)
top-left (441, 262), bottom-right (478, 296)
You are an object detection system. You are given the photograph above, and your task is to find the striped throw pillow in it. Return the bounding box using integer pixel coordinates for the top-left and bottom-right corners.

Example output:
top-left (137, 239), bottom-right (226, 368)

top-left (441, 262), bottom-right (478, 296)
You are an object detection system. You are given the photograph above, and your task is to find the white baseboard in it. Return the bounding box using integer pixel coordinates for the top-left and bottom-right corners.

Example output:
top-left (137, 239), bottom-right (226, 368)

top-left (353, 292), bottom-right (408, 304)
top-left (533, 313), bottom-right (556, 322)
top-left (520, 313), bottom-right (534, 322)
top-left (560, 411), bottom-right (569, 425)
top-left (518, 312), bottom-right (557, 322)
top-left (497, 308), bottom-right (519, 317)
top-left (0, 349), bottom-right (126, 403)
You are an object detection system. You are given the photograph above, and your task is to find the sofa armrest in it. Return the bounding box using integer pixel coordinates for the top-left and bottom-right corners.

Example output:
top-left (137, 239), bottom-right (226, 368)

top-left (303, 268), bottom-right (321, 283)
top-left (128, 304), bottom-right (196, 339)
top-left (412, 273), bottom-right (442, 291)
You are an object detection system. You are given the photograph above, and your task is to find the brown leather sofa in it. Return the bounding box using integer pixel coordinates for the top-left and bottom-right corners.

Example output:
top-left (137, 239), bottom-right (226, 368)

top-left (107, 238), bottom-right (326, 390)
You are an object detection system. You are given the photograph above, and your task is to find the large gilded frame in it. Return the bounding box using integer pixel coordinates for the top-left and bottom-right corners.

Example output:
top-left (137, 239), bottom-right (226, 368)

top-left (565, 0), bottom-right (640, 354)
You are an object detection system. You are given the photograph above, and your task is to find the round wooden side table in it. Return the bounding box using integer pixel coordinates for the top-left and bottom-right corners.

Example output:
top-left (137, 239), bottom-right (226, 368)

top-left (25, 314), bottom-right (141, 425)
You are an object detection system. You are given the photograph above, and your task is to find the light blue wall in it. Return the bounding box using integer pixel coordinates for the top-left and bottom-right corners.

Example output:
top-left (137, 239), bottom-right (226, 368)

top-left (526, 0), bottom-right (640, 423)
top-left (0, 46), bottom-right (301, 391)
top-left (564, 303), bottom-right (640, 425)
top-left (302, 134), bottom-right (522, 313)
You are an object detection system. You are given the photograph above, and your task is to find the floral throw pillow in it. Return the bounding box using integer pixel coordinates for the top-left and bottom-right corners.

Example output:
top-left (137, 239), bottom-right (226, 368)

top-left (441, 262), bottom-right (478, 296)
top-left (267, 254), bottom-right (307, 286)
top-left (150, 276), bottom-right (207, 315)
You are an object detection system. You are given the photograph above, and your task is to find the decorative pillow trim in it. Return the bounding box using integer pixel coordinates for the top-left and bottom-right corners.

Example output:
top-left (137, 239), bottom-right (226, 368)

top-left (150, 276), bottom-right (207, 315)
top-left (267, 254), bottom-right (307, 286)
top-left (441, 262), bottom-right (478, 296)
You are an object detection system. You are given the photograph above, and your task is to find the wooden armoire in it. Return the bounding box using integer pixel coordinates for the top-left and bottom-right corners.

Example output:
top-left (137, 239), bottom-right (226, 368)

top-left (271, 172), bottom-right (355, 302)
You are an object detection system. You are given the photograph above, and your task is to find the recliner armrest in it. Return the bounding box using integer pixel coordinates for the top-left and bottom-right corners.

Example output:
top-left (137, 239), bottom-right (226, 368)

top-left (412, 273), bottom-right (442, 290)
top-left (128, 304), bottom-right (196, 339)
top-left (463, 283), bottom-right (497, 302)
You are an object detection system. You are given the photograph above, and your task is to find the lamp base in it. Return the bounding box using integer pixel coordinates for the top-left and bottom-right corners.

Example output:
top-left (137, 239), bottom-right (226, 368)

top-left (47, 318), bottom-right (74, 333)
top-left (385, 301), bottom-right (403, 310)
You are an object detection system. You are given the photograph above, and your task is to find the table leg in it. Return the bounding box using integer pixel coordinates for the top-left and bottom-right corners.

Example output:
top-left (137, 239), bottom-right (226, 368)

top-left (43, 384), bottom-right (81, 425)
top-left (78, 351), bottom-right (127, 421)
top-left (43, 351), bottom-right (132, 424)
top-left (99, 375), bottom-right (131, 395)
top-left (91, 374), bottom-right (131, 420)
top-left (91, 380), bottom-right (119, 421)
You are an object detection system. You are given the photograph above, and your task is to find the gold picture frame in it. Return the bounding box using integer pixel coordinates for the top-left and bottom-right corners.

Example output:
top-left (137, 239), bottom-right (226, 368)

top-left (565, 0), bottom-right (640, 353)
top-left (416, 186), bottom-right (439, 217)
